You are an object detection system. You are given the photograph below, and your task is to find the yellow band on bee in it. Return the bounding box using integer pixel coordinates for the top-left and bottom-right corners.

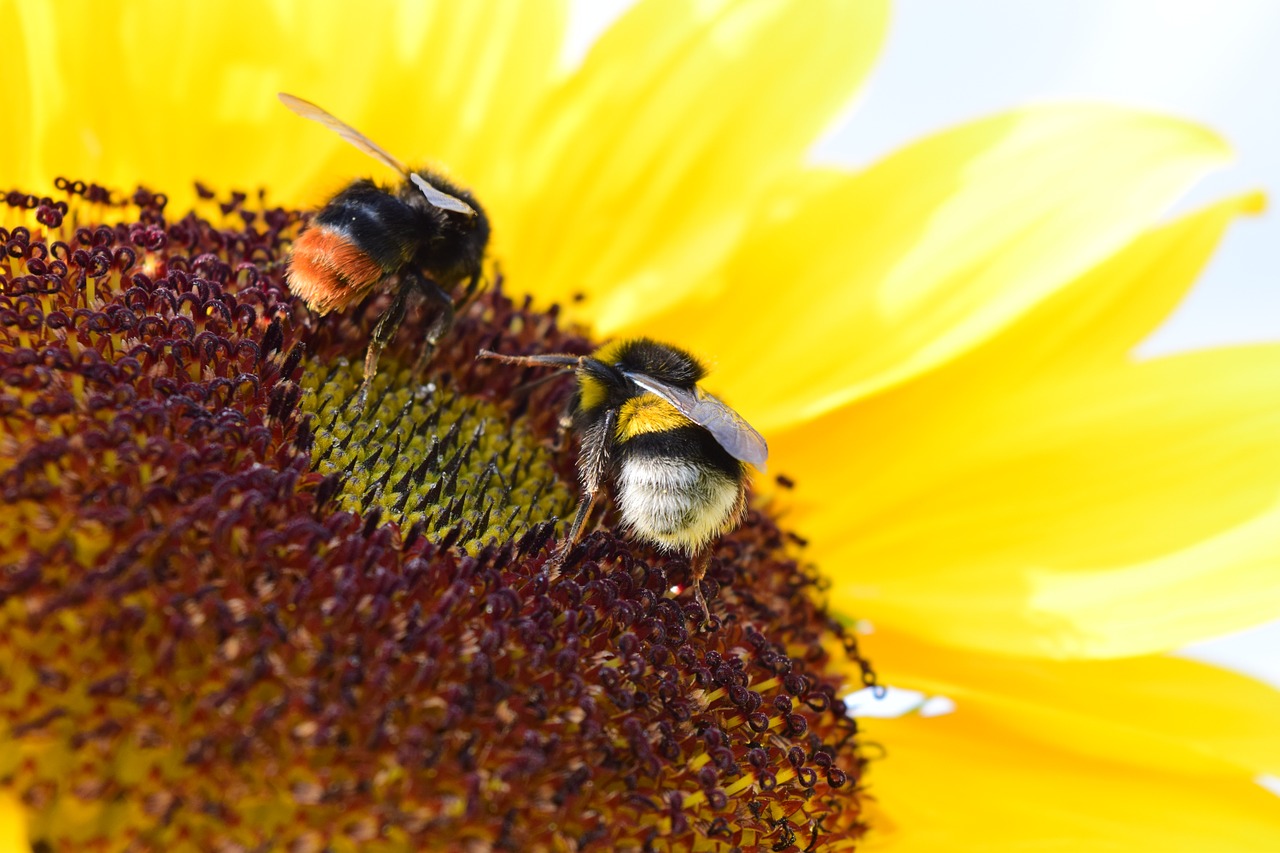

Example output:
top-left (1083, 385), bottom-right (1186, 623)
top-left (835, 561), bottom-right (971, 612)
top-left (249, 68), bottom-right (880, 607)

top-left (578, 340), bottom-right (634, 413)
top-left (615, 395), bottom-right (692, 440)
top-left (577, 372), bottom-right (608, 412)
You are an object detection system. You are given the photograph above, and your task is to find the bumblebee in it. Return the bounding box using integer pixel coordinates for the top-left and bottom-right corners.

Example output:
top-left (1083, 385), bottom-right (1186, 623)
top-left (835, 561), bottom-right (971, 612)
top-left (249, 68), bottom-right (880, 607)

top-left (481, 338), bottom-right (768, 624)
top-left (278, 93), bottom-right (489, 406)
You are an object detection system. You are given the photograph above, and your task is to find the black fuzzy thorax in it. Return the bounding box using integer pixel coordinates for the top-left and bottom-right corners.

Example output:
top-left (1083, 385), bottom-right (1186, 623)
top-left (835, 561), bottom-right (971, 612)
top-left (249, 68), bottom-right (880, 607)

top-left (313, 171), bottom-right (489, 291)
top-left (574, 338), bottom-right (709, 416)
top-left (607, 338), bottom-right (706, 388)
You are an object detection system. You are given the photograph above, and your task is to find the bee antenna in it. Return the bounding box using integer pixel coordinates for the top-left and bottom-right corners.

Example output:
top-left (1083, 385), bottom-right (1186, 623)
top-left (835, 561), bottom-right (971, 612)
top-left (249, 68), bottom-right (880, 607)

top-left (512, 366), bottom-right (576, 395)
top-left (477, 349), bottom-right (582, 368)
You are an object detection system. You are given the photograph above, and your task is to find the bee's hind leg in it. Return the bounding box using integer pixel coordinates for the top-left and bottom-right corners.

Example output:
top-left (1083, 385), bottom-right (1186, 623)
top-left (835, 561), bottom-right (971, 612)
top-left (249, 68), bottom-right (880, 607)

top-left (357, 282), bottom-right (412, 410)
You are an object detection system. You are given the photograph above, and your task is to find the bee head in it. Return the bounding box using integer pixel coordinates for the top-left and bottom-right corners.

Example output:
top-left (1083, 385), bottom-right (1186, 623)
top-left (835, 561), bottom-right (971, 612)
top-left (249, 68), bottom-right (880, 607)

top-left (443, 182), bottom-right (490, 250)
top-left (571, 338), bottom-right (703, 414)
top-left (594, 338), bottom-right (705, 388)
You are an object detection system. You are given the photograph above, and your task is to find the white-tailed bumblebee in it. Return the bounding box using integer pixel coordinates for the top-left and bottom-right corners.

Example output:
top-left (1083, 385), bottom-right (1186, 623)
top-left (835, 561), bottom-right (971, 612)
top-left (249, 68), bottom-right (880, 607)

top-left (279, 93), bottom-right (489, 406)
top-left (480, 338), bottom-right (768, 624)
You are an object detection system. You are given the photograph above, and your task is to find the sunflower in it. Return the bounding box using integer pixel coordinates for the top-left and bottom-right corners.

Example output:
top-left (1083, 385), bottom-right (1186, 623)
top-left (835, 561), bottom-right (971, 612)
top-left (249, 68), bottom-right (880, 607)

top-left (4, 0), bottom-right (1280, 850)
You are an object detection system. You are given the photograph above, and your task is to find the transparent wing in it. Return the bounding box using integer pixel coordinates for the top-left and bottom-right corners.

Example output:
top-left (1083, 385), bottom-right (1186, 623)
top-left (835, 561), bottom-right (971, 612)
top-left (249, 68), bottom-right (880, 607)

top-left (625, 372), bottom-right (769, 471)
top-left (279, 92), bottom-right (410, 174)
top-left (278, 93), bottom-right (476, 217)
top-left (409, 173), bottom-right (477, 217)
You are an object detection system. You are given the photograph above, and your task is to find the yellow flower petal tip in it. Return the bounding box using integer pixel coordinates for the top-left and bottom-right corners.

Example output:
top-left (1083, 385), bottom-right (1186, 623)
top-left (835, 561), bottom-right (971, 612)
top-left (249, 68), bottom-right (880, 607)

top-left (1239, 189), bottom-right (1268, 215)
top-left (646, 102), bottom-right (1244, 435)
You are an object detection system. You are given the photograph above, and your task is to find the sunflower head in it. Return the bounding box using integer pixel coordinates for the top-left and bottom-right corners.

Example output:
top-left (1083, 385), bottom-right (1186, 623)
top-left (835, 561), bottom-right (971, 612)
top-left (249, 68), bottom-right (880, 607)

top-left (0, 182), bottom-right (874, 850)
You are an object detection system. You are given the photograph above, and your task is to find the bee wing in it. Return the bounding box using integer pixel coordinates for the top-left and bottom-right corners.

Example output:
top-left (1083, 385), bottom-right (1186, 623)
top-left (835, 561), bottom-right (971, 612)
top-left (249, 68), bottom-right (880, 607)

top-left (279, 92), bottom-right (412, 174)
top-left (408, 173), bottom-right (477, 217)
top-left (625, 372), bottom-right (769, 471)
top-left (278, 93), bottom-right (476, 217)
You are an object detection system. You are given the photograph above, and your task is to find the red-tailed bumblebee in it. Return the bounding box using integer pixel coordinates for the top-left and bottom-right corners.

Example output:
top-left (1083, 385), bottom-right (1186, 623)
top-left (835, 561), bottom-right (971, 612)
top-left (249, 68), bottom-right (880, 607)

top-left (279, 93), bottom-right (490, 406)
top-left (480, 338), bottom-right (768, 625)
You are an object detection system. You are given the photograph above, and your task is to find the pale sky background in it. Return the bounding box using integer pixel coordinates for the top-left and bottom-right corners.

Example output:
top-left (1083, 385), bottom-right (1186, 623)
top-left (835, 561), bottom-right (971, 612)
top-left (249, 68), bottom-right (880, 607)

top-left (569, 1), bottom-right (1280, 688)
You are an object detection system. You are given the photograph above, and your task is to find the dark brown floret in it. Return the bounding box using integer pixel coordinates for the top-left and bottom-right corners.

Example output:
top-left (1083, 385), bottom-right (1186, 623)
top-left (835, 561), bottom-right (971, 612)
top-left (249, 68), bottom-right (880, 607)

top-left (0, 178), bottom-right (873, 851)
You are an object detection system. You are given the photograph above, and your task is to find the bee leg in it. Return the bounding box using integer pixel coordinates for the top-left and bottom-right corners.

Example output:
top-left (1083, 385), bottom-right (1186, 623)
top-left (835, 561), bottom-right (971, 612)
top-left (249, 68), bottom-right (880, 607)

top-left (357, 282), bottom-right (412, 410)
top-left (546, 487), bottom-right (599, 578)
top-left (458, 264), bottom-right (484, 309)
top-left (547, 407), bottom-right (613, 575)
top-left (689, 549), bottom-right (713, 628)
top-left (410, 273), bottom-right (455, 377)
top-left (551, 406), bottom-right (574, 453)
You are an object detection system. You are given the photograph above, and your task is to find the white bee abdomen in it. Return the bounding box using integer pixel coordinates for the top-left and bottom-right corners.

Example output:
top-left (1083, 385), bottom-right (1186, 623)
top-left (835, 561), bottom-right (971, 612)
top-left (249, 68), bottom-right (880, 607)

top-left (615, 455), bottom-right (743, 553)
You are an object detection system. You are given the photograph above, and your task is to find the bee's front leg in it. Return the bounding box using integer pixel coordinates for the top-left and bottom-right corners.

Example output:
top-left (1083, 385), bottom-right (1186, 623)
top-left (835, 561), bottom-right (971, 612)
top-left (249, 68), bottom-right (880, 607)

top-left (409, 271), bottom-right (455, 377)
top-left (551, 409), bottom-right (574, 454)
top-left (546, 407), bottom-right (614, 576)
top-left (545, 487), bottom-right (601, 578)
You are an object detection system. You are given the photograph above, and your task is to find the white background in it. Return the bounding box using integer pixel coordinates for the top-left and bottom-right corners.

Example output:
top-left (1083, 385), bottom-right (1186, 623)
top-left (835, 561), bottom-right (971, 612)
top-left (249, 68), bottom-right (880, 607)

top-left (567, 1), bottom-right (1280, 687)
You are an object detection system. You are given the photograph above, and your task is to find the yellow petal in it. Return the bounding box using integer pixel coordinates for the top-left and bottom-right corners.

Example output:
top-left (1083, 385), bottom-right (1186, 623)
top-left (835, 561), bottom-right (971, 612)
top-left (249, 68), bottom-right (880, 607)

top-left (952, 192), bottom-right (1265, 379)
top-left (782, 342), bottom-right (1280, 658)
top-left (501, 0), bottom-right (890, 329)
top-left (860, 628), bottom-right (1280, 778)
top-left (629, 106), bottom-right (1231, 432)
top-left (764, 197), bottom-right (1276, 656)
top-left (5, 0), bottom-right (569, 210)
top-left (860, 710), bottom-right (1280, 853)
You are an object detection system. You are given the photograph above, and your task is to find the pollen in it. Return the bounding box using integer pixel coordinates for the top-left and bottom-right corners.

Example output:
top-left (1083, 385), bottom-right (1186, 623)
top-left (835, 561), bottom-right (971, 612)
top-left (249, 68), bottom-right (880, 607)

top-left (300, 358), bottom-right (575, 552)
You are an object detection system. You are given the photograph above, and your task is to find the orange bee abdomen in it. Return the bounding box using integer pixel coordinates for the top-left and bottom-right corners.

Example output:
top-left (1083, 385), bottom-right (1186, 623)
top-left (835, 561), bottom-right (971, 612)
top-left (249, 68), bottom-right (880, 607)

top-left (286, 226), bottom-right (386, 315)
